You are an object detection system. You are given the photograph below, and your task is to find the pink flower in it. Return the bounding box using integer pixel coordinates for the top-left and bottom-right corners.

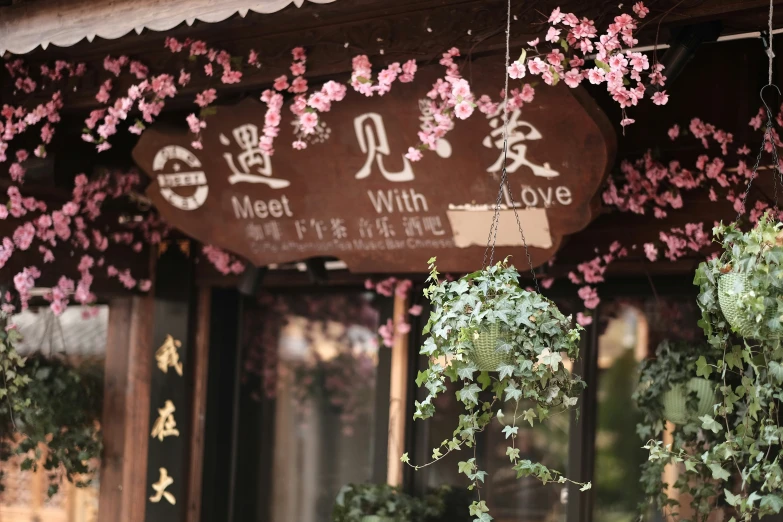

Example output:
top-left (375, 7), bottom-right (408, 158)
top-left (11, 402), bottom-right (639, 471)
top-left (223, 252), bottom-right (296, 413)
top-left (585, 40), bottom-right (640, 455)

top-left (9, 163), bottom-right (25, 183)
top-left (290, 77), bottom-right (308, 94)
top-left (322, 81), bottom-right (347, 101)
top-left (541, 278), bottom-right (554, 289)
top-left (139, 280), bottom-right (152, 292)
top-left (204, 63), bottom-right (213, 76)
top-left (668, 124), bottom-right (680, 140)
top-left (299, 112), bottom-right (318, 134)
top-left (178, 70), bottom-right (191, 86)
top-left (292, 47), bottom-right (307, 61)
top-left (548, 7), bottom-right (564, 24)
top-left (577, 286), bottom-right (600, 309)
top-left (620, 118), bottom-right (635, 127)
top-left (186, 114), bottom-right (206, 134)
top-left (652, 91), bottom-right (669, 105)
top-left (221, 69), bottom-right (242, 84)
top-left (290, 62), bottom-right (306, 76)
top-left (527, 38), bottom-right (540, 47)
top-left (633, 2), bottom-right (650, 18)
top-left (546, 27), bottom-right (562, 43)
top-left (13, 222), bottom-right (35, 250)
top-left (508, 61), bottom-right (526, 79)
top-left (405, 147), bottom-right (423, 161)
top-left (409, 304), bottom-right (423, 316)
top-left (576, 312), bottom-right (593, 326)
top-left (564, 69), bottom-right (582, 88)
top-left (396, 321), bottom-right (411, 335)
top-left (454, 100), bottom-right (474, 120)
top-left (587, 67), bottom-right (605, 84)
top-left (643, 243), bottom-right (658, 261)
top-left (292, 140), bottom-right (307, 150)
top-left (195, 89), bottom-right (217, 107)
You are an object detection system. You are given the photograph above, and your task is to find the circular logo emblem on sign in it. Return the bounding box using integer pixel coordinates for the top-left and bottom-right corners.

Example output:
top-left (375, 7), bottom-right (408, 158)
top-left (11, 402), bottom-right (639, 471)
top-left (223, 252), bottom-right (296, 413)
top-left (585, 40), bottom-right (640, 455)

top-left (152, 145), bottom-right (209, 211)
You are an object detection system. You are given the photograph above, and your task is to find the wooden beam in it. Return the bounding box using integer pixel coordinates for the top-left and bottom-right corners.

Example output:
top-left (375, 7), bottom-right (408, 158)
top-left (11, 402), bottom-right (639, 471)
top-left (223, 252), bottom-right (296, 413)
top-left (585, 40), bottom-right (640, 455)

top-left (97, 294), bottom-right (154, 522)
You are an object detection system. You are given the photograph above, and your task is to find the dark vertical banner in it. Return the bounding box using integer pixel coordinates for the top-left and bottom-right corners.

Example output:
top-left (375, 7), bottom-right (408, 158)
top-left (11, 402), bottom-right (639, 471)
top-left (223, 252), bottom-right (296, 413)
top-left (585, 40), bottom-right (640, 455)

top-left (145, 240), bottom-right (195, 522)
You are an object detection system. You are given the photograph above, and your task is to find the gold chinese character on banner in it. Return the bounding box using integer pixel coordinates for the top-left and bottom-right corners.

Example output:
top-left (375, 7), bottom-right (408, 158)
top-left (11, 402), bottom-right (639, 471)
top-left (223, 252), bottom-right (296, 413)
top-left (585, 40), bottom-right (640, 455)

top-left (149, 467), bottom-right (176, 505)
top-left (150, 400), bottom-right (180, 441)
top-left (155, 335), bottom-right (183, 376)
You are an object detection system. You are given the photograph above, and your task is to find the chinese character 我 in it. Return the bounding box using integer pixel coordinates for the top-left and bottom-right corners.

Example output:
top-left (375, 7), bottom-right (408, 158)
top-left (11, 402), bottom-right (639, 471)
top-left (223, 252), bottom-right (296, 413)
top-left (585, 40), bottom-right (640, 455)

top-left (155, 335), bottom-right (183, 376)
top-left (150, 400), bottom-right (180, 441)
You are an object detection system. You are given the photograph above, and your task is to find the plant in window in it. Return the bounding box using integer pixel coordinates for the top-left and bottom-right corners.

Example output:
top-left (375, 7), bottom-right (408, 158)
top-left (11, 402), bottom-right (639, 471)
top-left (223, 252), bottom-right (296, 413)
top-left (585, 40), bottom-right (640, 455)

top-left (331, 483), bottom-right (449, 522)
top-left (401, 257), bottom-right (589, 521)
top-left (639, 213), bottom-right (783, 521)
top-left (634, 340), bottom-right (718, 428)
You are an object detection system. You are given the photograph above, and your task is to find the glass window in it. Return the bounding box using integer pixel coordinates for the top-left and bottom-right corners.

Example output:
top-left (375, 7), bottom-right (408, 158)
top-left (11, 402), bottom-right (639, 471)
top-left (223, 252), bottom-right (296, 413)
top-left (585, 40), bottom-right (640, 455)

top-left (593, 298), bottom-right (704, 522)
top-left (236, 291), bottom-right (386, 522)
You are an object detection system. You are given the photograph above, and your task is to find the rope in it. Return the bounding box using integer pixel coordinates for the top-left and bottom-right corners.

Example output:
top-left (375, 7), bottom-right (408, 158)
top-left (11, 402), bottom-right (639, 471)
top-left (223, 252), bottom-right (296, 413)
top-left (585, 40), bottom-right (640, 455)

top-left (481, 0), bottom-right (540, 293)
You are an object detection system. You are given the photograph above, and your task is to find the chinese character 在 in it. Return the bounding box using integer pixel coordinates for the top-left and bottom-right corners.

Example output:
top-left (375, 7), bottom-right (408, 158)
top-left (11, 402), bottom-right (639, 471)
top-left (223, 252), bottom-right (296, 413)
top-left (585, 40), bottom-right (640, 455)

top-left (155, 335), bottom-right (183, 376)
top-left (354, 113), bottom-right (415, 182)
top-left (150, 400), bottom-right (180, 441)
top-left (482, 103), bottom-right (559, 178)
top-left (221, 124), bottom-right (290, 189)
top-left (149, 468), bottom-right (176, 505)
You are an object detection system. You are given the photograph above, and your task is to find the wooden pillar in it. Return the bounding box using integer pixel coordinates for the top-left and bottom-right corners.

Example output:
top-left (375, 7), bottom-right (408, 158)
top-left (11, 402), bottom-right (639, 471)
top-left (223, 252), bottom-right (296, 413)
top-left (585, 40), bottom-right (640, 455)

top-left (386, 292), bottom-right (409, 486)
top-left (97, 294), bottom-right (154, 522)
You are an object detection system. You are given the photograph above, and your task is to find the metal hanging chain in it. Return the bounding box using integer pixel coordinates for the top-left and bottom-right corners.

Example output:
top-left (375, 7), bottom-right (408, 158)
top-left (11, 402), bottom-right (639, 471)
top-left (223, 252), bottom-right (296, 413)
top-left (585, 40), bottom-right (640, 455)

top-left (736, 0), bottom-right (781, 223)
top-left (481, 0), bottom-right (541, 293)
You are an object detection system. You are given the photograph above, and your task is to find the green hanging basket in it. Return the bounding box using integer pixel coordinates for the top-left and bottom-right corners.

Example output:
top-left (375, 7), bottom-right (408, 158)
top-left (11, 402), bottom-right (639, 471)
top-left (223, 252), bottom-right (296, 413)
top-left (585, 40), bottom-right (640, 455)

top-left (718, 273), bottom-right (780, 340)
top-left (660, 377), bottom-right (717, 425)
top-left (360, 516), bottom-right (395, 522)
top-left (465, 323), bottom-right (515, 371)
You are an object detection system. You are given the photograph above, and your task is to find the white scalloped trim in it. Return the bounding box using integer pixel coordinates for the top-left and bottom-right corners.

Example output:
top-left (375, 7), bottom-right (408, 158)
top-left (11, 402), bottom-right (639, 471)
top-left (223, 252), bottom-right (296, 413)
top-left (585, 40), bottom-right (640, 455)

top-left (0, 0), bottom-right (336, 55)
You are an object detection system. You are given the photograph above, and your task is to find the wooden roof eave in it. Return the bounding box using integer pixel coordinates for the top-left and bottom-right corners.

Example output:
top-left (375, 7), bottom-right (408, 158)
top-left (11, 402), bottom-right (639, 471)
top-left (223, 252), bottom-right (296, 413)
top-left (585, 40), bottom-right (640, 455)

top-left (0, 0), bottom-right (336, 56)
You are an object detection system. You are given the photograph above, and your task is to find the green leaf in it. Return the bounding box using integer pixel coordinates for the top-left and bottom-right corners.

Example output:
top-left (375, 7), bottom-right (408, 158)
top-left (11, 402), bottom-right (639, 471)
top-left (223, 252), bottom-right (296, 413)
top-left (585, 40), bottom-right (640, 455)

top-left (699, 415), bottom-right (722, 434)
top-left (505, 382), bottom-right (522, 402)
top-left (497, 364), bottom-right (515, 380)
top-left (724, 489), bottom-right (740, 507)
top-left (400, 453), bottom-right (409, 463)
top-left (506, 446), bottom-right (520, 462)
top-left (761, 495), bottom-right (783, 513)
top-left (537, 348), bottom-right (561, 370)
top-left (502, 425), bottom-right (519, 439)
top-left (769, 361), bottom-right (783, 383)
top-left (580, 482), bottom-right (592, 492)
top-left (696, 356), bottom-right (712, 378)
top-left (523, 408), bottom-right (536, 427)
top-left (458, 459), bottom-right (475, 475)
top-left (477, 371), bottom-right (492, 390)
top-left (709, 464), bottom-right (730, 481)
top-left (415, 370), bottom-right (429, 387)
top-left (460, 383), bottom-right (482, 405)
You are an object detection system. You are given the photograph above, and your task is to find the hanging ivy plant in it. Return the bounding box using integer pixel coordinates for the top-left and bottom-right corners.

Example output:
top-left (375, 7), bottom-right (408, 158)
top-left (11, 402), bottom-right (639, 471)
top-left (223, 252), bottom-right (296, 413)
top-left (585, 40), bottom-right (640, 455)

top-left (641, 213), bottom-right (783, 521)
top-left (401, 258), bottom-right (589, 521)
top-left (0, 338), bottom-right (103, 498)
top-left (634, 340), bottom-right (724, 519)
top-left (332, 483), bottom-right (449, 522)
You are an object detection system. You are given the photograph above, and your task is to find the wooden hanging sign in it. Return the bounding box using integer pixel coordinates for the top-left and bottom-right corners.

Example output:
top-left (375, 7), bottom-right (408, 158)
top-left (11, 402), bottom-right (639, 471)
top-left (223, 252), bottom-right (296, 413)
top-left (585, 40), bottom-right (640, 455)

top-left (133, 57), bottom-right (615, 273)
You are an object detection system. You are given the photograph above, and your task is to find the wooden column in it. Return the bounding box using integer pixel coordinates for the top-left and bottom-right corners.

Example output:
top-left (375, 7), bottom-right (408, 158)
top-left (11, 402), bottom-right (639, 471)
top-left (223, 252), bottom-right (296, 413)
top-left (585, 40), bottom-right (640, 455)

top-left (97, 294), bottom-right (154, 522)
top-left (386, 292), bottom-right (409, 486)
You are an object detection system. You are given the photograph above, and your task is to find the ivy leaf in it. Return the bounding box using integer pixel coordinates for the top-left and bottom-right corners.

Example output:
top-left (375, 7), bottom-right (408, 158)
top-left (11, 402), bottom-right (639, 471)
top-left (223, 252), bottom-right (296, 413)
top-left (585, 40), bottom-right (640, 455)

top-left (505, 381), bottom-right (522, 402)
top-left (497, 364), bottom-right (515, 380)
top-left (502, 425), bottom-right (519, 439)
top-left (477, 371), bottom-right (492, 390)
top-left (580, 483), bottom-right (592, 491)
top-left (700, 415), bottom-right (723, 434)
top-left (709, 464), bottom-right (730, 481)
top-left (724, 489), bottom-right (740, 507)
top-left (684, 460), bottom-right (698, 473)
top-left (769, 361), bottom-right (783, 384)
top-left (523, 408), bottom-right (537, 427)
top-left (400, 452), bottom-right (410, 463)
top-left (415, 370), bottom-right (430, 387)
top-left (696, 356), bottom-right (713, 378)
top-left (460, 383), bottom-right (482, 405)
top-left (761, 495), bottom-right (783, 513)
top-left (458, 459), bottom-right (475, 475)
top-left (457, 365), bottom-right (477, 381)
top-left (506, 446), bottom-right (520, 462)
top-left (537, 348), bottom-right (561, 370)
